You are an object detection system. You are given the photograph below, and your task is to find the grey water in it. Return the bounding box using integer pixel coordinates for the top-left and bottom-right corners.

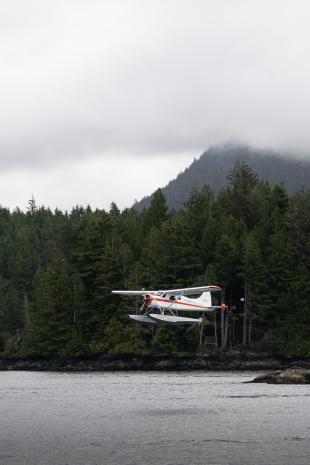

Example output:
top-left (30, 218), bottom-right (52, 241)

top-left (0, 371), bottom-right (309, 465)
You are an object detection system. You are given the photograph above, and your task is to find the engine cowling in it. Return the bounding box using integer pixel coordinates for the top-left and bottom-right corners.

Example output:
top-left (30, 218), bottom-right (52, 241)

top-left (143, 294), bottom-right (152, 306)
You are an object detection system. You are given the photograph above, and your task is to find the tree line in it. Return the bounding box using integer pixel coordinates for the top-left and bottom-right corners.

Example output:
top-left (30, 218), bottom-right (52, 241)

top-left (0, 161), bottom-right (309, 357)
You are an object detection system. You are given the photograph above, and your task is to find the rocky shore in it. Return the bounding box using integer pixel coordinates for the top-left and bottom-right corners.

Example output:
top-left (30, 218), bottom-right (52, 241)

top-left (1, 351), bottom-right (310, 371)
top-left (251, 368), bottom-right (310, 384)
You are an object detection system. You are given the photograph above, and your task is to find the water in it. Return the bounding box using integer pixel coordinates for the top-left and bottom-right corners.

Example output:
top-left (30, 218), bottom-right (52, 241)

top-left (0, 371), bottom-right (309, 465)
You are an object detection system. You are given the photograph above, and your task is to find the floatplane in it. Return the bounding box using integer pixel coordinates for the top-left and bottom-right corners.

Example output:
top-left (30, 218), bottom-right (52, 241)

top-left (112, 285), bottom-right (226, 326)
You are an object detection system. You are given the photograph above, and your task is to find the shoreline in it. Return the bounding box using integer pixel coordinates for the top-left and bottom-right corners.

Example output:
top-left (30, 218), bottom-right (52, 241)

top-left (1, 351), bottom-right (310, 371)
top-left (251, 368), bottom-right (310, 384)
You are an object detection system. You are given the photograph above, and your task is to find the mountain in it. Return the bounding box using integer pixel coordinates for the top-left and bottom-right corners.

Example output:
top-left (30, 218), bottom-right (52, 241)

top-left (134, 144), bottom-right (310, 211)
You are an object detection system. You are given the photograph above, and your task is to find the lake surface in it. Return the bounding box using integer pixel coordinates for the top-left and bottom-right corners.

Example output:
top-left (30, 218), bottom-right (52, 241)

top-left (0, 370), bottom-right (309, 465)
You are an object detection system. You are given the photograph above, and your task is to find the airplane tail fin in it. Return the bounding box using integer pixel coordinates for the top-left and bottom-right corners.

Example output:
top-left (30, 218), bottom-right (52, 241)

top-left (197, 291), bottom-right (211, 307)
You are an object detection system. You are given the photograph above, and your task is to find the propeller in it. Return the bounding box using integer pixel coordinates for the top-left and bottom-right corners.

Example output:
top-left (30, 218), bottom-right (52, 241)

top-left (140, 295), bottom-right (152, 313)
top-left (143, 295), bottom-right (152, 306)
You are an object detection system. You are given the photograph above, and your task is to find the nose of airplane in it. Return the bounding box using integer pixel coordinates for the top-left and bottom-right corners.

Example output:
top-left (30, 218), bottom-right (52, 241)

top-left (144, 295), bottom-right (152, 305)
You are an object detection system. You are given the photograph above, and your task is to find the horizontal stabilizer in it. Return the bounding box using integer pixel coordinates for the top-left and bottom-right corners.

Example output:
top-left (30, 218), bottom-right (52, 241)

top-left (202, 305), bottom-right (225, 311)
top-left (149, 314), bottom-right (202, 325)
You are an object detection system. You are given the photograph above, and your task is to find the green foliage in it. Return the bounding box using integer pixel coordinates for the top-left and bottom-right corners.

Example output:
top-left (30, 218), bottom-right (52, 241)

top-left (142, 188), bottom-right (168, 232)
top-left (99, 318), bottom-right (149, 355)
top-left (226, 161), bottom-right (260, 228)
top-left (22, 257), bottom-right (87, 357)
top-left (0, 167), bottom-right (309, 359)
top-left (279, 265), bottom-right (310, 357)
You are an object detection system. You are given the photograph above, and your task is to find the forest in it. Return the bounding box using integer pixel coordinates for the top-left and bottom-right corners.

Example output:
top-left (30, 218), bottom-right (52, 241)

top-left (0, 161), bottom-right (309, 358)
top-left (136, 145), bottom-right (310, 211)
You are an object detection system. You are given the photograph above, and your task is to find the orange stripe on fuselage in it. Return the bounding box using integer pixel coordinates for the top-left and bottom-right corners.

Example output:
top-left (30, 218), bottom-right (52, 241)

top-left (151, 296), bottom-right (206, 309)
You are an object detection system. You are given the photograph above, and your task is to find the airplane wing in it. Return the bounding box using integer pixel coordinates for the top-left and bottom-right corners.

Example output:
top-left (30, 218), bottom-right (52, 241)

top-left (112, 285), bottom-right (221, 296)
top-left (112, 290), bottom-right (155, 296)
top-left (159, 285), bottom-right (221, 295)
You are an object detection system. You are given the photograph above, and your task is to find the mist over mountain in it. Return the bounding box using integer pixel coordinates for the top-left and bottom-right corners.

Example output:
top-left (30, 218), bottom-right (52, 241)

top-left (134, 145), bottom-right (310, 211)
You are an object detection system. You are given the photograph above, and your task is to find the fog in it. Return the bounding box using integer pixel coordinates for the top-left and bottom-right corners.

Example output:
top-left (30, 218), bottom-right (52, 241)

top-left (1, 0), bottom-right (310, 209)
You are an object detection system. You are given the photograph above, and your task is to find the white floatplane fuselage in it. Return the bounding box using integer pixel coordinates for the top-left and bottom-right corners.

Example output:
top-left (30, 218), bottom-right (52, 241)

top-left (112, 285), bottom-right (225, 325)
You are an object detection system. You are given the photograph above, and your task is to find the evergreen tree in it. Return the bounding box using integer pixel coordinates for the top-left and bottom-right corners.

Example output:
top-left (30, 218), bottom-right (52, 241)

top-left (0, 164), bottom-right (309, 358)
top-left (184, 185), bottom-right (213, 249)
top-left (142, 189), bottom-right (168, 232)
top-left (24, 257), bottom-right (87, 356)
top-left (226, 161), bottom-right (259, 227)
top-left (280, 265), bottom-right (310, 357)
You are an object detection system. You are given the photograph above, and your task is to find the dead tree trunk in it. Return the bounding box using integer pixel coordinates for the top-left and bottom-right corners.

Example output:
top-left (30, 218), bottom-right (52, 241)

top-left (248, 311), bottom-right (252, 345)
top-left (242, 281), bottom-right (248, 346)
top-left (24, 292), bottom-right (30, 330)
top-left (224, 307), bottom-right (229, 349)
top-left (242, 312), bottom-right (247, 346)
top-left (221, 290), bottom-right (226, 349)
top-left (214, 312), bottom-right (218, 347)
top-left (221, 309), bottom-right (225, 348)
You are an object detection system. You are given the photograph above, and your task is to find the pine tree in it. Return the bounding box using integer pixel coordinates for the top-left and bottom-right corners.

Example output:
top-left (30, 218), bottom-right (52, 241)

top-left (24, 257), bottom-right (87, 356)
top-left (280, 265), bottom-right (310, 357)
top-left (226, 161), bottom-right (259, 227)
top-left (74, 210), bottom-right (110, 297)
top-left (142, 189), bottom-right (168, 232)
top-left (239, 232), bottom-right (268, 344)
top-left (184, 185), bottom-right (213, 249)
top-left (27, 195), bottom-right (38, 215)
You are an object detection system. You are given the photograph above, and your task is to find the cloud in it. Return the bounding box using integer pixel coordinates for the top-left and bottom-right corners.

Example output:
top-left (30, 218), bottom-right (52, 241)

top-left (0, 152), bottom-right (192, 210)
top-left (1, 0), bottom-right (310, 174)
top-left (1, 0), bottom-right (310, 210)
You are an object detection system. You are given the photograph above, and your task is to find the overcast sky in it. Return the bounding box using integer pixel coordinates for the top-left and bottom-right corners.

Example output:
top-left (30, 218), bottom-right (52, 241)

top-left (1, 0), bottom-right (310, 211)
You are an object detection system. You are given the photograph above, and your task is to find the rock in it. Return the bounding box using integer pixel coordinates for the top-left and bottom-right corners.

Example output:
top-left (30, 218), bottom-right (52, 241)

top-left (0, 352), bottom-right (310, 372)
top-left (251, 369), bottom-right (310, 384)
top-left (154, 359), bottom-right (177, 369)
top-left (186, 357), bottom-right (208, 369)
